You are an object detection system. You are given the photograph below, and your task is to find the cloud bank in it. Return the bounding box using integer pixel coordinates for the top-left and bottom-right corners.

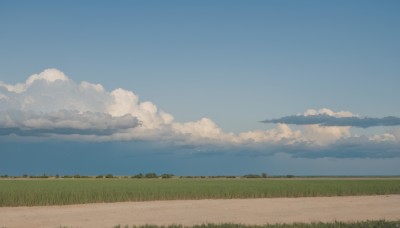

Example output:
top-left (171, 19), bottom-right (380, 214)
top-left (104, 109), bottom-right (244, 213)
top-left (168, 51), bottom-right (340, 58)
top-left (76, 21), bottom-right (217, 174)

top-left (0, 69), bottom-right (300, 145)
top-left (262, 113), bottom-right (400, 128)
top-left (1, 69), bottom-right (399, 159)
top-left (0, 110), bottom-right (138, 136)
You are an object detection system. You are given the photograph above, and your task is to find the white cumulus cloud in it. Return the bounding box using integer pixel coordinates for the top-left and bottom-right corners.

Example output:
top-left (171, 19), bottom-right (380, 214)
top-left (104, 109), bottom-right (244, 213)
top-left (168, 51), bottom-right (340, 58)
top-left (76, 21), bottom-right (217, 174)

top-left (1, 68), bottom-right (399, 159)
top-left (0, 68), bottom-right (304, 144)
top-left (302, 108), bottom-right (355, 118)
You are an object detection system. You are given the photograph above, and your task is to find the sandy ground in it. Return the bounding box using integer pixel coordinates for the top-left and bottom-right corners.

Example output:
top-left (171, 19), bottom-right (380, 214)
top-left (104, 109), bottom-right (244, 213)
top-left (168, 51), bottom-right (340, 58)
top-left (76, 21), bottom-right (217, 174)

top-left (0, 195), bottom-right (399, 228)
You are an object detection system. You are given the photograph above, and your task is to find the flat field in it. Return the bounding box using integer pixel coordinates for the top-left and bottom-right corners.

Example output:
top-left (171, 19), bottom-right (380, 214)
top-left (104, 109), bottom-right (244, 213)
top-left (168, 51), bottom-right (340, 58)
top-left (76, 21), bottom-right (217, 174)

top-left (1, 178), bottom-right (399, 206)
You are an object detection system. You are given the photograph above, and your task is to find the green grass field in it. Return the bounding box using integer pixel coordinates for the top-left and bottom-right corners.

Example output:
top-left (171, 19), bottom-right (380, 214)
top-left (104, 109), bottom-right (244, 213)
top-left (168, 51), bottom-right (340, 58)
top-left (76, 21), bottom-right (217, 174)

top-left (1, 178), bottom-right (399, 206)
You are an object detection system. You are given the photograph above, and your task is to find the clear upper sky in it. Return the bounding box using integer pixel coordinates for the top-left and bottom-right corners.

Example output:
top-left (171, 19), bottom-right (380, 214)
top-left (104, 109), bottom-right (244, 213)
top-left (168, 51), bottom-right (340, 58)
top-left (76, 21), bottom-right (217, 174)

top-left (0, 1), bottom-right (399, 175)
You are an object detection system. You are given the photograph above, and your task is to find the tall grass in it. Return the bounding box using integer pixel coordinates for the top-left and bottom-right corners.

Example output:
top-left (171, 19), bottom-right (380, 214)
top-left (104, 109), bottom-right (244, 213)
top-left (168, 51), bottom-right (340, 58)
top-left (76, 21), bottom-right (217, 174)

top-left (0, 179), bottom-right (399, 206)
top-left (115, 220), bottom-right (400, 228)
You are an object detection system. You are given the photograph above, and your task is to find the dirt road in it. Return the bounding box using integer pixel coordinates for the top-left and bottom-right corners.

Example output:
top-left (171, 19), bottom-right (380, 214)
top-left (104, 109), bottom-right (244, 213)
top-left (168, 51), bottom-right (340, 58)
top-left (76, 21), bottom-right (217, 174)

top-left (1, 195), bottom-right (399, 228)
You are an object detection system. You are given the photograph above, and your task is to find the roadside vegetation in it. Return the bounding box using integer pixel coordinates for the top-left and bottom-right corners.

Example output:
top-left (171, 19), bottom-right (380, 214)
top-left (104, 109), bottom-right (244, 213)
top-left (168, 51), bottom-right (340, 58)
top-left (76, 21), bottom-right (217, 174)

top-left (111, 220), bottom-right (400, 228)
top-left (0, 178), bottom-right (399, 207)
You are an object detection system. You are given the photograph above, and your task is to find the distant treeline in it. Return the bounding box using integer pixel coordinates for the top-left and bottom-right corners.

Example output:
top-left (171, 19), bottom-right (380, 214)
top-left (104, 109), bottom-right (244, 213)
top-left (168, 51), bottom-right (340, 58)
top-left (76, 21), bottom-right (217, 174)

top-left (0, 173), bottom-right (279, 179)
top-left (1, 173), bottom-right (398, 179)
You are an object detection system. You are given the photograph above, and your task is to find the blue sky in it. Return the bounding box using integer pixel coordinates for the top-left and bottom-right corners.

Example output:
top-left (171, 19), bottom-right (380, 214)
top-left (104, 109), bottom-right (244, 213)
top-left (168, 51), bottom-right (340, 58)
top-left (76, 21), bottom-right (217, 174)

top-left (1, 1), bottom-right (399, 175)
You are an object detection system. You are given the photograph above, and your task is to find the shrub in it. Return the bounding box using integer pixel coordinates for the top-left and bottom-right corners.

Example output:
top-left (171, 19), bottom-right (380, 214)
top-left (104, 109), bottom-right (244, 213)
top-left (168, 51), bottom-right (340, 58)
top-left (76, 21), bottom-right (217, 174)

top-left (132, 173), bottom-right (143, 179)
top-left (243, 174), bottom-right (261, 178)
top-left (145, 173), bottom-right (158, 178)
top-left (161, 173), bottom-right (174, 179)
top-left (105, 174), bottom-right (114, 178)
